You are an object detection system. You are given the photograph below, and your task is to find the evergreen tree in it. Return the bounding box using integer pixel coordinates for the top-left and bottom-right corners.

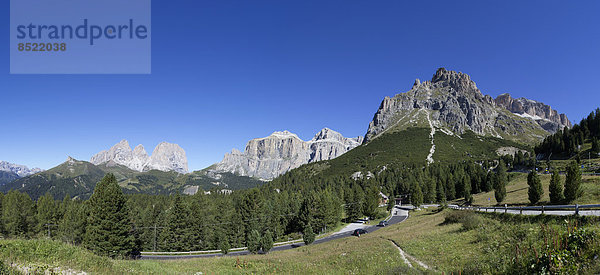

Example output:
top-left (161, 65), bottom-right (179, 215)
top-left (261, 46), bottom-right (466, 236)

top-left (0, 192), bottom-right (3, 235)
top-left (564, 161), bottom-right (583, 203)
top-left (363, 185), bottom-right (379, 219)
top-left (261, 230), bottom-right (274, 253)
top-left (159, 195), bottom-right (194, 252)
top-left (436, 180), bottom-right (446, 204)
top-left (2, 190), bottom-right (36, 237)
top-left (592, 137), bottom-right (600, 154)
top-left (303, 224), bottom-right (315, 245)
top-left (549, 170), bottom-right (564, 204)
top-left (410, 179), bottom-right (423, 208)
top-left (36, 192), bottom-right (57, 237)
top-left (58, 200), bottom-right (87, 245)
top-left (494, 160), bottom-right (507, 204)
top-left (527, 171), bottom-right (543, 204)
top-left (462, 175), bottom-right (472, 204)
top-left (84, 174), bottom-right (136, 258)
top-left (247, 229), bottom-right (261, 254)
top-left (216, 230), bottom-right (230, 254)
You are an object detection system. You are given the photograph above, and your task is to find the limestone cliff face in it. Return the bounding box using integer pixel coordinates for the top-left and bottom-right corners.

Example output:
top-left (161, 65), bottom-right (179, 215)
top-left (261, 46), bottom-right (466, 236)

top-left (213, 128), bottom-right (362, 180)
top-left (90, 140), bottom-right (188, 173)
top-left (364, 68), bottom-right (567, 144)
top-left (494, 93), bottom-right (571, 133)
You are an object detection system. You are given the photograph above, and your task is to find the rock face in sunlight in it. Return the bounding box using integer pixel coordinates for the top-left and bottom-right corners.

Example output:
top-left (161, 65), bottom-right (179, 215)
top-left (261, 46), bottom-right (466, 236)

top-left (213, 128), bottom-right (363, 180)
top-left (495, 93), bottom-right (571, 133)
top-left (363, 68), bottom-right (570, 145)
top-left (0, 161), bottom-right (43, 177)
top-left (91, 140), bottom-right (188, 174)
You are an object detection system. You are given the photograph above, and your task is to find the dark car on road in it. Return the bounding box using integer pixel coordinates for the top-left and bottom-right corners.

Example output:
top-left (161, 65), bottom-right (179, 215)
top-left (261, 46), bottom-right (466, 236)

top-left (378, 220), bottom-right (389, 227)
top-left (352, 229), bottom-right (368, 236)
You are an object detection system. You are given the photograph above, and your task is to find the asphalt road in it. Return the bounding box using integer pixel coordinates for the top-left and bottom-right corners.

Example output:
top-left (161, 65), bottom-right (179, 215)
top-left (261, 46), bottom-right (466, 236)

top-left (141, 206), bottom-right (409, 260)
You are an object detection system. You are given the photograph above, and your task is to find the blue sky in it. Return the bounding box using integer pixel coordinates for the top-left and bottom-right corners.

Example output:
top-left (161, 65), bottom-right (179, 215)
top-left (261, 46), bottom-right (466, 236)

top-left (2, 1), bottom-right (600, 171)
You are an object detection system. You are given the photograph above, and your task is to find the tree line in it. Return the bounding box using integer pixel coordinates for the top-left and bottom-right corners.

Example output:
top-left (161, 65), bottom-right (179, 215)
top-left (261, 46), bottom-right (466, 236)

top-left (536, 108), bottom-right (600, 158)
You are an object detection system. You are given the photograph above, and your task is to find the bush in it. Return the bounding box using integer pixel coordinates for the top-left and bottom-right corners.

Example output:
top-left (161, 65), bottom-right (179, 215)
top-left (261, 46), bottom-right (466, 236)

top-left (303, 224), bottom-right (315, 245)
top-left (443, 210), bottom-right (482, 231)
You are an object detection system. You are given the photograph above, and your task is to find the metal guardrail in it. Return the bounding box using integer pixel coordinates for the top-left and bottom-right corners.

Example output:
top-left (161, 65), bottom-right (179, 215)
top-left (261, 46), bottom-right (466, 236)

top-left (449, 204), bottom-right (600, 215)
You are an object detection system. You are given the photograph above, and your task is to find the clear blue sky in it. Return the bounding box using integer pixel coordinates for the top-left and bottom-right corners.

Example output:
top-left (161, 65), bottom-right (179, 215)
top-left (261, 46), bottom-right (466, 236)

top-left (2, 1), bottom-right (600, 171)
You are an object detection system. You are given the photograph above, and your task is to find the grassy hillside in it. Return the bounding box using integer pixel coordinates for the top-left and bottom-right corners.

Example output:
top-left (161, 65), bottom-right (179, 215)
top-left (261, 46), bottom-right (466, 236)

top-left (467, 172), bottom-right (600, 206)
top-left (3, 209), bottom-right (599, 274)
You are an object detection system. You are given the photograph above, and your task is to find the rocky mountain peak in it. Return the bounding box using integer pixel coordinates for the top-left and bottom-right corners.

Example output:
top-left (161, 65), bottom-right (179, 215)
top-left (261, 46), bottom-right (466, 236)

top-left (364, 68), bottom-right (568, 144)
top-left (90, 140), bottom-right (188, 173)
top-left (494, 93), bottom-right (571, 132)
top-left (213, 128), bottom-right (361, 180)
top-left (0, 161), bottom-right (43, 177)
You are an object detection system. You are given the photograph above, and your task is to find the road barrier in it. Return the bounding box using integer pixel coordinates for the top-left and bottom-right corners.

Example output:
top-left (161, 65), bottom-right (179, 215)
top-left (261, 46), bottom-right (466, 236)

top-left (449, 204), bottom-right (600, 216)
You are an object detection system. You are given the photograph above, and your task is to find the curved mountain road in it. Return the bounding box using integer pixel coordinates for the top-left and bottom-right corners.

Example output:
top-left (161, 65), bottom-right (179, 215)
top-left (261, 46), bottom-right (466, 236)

top-left (141, 206), bottom-right (409, 260)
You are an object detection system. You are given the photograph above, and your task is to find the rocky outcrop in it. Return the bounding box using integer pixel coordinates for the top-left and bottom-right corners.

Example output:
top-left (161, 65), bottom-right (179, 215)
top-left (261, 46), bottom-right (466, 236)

top-left (90, 140), bottom-right (188, 173)
top-left (0, 161), bottom-right (43, 177)
top-left (364, 68), bottom-right (565, 144)
top-left (213, 128), bottom-right (362, 180)
top-left (495, 93), bottom-right (571, 133)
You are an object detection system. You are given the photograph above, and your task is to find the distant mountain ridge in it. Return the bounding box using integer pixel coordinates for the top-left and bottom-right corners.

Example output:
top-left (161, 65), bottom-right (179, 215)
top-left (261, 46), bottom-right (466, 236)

top-left (1, 156), bottom-right (263, 200)
top-left (0, 161), bottom-right (43, 177)
top-left (90, 140), bottom-right (188, 174)
top-left (495, 93), bottom-right (571, 133)
top-left (213, 128), bottom-right (363, 180)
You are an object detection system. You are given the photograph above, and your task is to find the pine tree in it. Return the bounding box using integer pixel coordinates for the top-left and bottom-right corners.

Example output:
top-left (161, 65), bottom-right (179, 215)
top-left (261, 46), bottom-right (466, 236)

top-left (247, 229), bottom-right (261, 254)
top-left (564, 161), bottom-right (583, 203)
top-left (2, 190), bottom-right (36, 237)
top-left (527, 171), bottom-right (543, 204)
top-left (159, 195), bottom-right (194, 252)
top-left (36, 192), bottom-right (57, 237)
top-left (216, 230), bottom-right (230, 254)
top-left (436, 180), bottom-right (446, 204)
top-left (84, 173), bottom-right (136, 258)
top-left (463, 175), bottom-right (472, 204)
top-left (261, 230), bottom-right (274, 253)
top-left (410, 179), bottom-right (423, 208)
top-left (592, 137), bottom-right (600, 154)
top-left (58, 200), bottom-right (87, 245)
top-left (549, 170), bottom-right (564, 204)
top-left (494, 160), bottom-right (507, 204)
top-left (303, 224), bottom-right (315, 245)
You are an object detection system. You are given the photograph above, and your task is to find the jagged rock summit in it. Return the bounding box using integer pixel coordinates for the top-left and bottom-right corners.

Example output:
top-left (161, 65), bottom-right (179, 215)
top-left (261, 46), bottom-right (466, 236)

top-left (364, 68), bottom-right (570, 144)
top-left (0, 161), bottom-right (43, 177)
top-left (213, 128), bottom-right (363, 180)
top-left (90, 140), bottom-right (188, 173)
top-left (495, 93), bottom-right (571, 133)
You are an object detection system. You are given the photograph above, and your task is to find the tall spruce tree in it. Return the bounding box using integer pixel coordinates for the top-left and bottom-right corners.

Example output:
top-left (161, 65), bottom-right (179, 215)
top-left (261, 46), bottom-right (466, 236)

top-left (159, 195), bottom-right (194, 252)
top-left (84, 173), bottom-right (136, 258)
top-left (247, 229), bottom-right (261, 254)
top-left (527, 171), bottom-right (543, 204)
top-left (261, 230), bottom-right (274, 253)
top-left (2, 190), bottom-right (36, 238)
top-left (494, 160), bottom-right (507, 204)
top-left (36, 192), bottom-right (57, 237)
top-left (303, 224), bottom-right (315, 245)
top-left (564, 161), bottom-right (583, 203)
top-left (549, 170), bottom-right (564, 204)
top-left (410, 179), bottom-right (423, 208)
top-left (59, 200), bottom-right (87, 244)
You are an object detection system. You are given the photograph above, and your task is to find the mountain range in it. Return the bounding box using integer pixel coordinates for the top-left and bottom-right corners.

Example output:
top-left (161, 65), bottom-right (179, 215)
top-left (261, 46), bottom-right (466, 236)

top-left (90, 140), bottom-right (188, 174)
top-left (1, 68), bottom-right (572, 199)
top-left (0, 161), bottom-right (43, 186)
top-left (211, 128), bottom-right (363, 180)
